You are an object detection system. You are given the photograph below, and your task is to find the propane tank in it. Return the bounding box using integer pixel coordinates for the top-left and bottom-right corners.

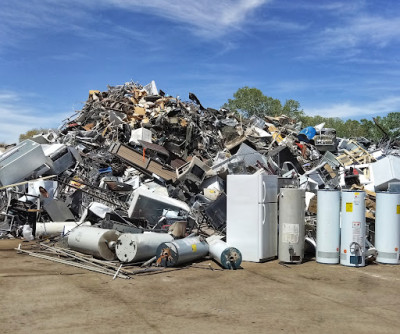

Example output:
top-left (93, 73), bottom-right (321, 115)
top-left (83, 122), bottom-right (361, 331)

top-left (68, 226), bottom-right (119, 261)
top-left (206, 236), bottom-right (242, 269)
top-left (278, 188), bottom-right (305, 263)
top-left (375, 192), bottom-right (400, 264)
top-left (155, 236), bottom-right (209, 267)
top-left (340, 190), bottom-right (366, 267)
top-left (316, 189), bottom-right (341, 264)
top-left (115, 232), bottom-right (174, 263)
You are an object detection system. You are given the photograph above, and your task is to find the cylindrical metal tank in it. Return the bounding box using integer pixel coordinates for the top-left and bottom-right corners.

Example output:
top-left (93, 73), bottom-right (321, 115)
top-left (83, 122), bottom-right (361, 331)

top-left (316, 189), bottom-right (341, 264)
top-left (340, 190), bottom-right (366, 267)
top-left (155, 236), bottom-right (209, 267)
top-left (115, 232), bottom-right (174, 263)
top-left (207, 238), bottom-right (242, 269)
top-left (278, 188), bottom-right (305, 263)
top-left (68, 226), bottom-right (119, 261)
top-left (36, 221), bottom-right (91, 237)
top-left (375, 192), bottom-right (400, 264)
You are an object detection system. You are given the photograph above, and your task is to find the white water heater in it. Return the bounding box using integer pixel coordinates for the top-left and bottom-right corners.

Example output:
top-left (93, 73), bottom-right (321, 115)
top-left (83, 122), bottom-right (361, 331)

top-left (115, 232), bottom-right (173, 263)
top-left (278, 188), bottom-right (305, 263)
top-left (375, 192), bottom-right (400, 264)
top-left (316, 189), bottom-right (341, 264)
top-left (340, 190), bottom-right (366, 267)
top-left (68, 226), bottom-right (119, 261)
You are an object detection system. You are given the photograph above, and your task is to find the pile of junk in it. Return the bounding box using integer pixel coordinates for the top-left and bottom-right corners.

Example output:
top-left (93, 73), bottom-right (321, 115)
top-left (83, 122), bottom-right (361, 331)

top-left (1, 80), bottom-right (400, 278)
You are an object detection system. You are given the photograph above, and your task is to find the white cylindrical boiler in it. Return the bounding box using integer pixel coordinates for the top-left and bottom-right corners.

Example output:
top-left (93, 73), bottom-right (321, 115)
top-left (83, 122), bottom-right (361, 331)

top-left (68, 226), bottom-right (120, 261)
top-left (278, 188), bottom-right (305, 263)
top-left (375, 192), bottom-right (400, 264)
top-left (316, 189), bottom-right (341, 264)
top-left (35, 221), bottom-right (91, 237)
top-left (207, 238), bottom-right (242, 269)
top-left (115, 232), bottom-right (174, 263)
top-left (340, 190), bottom-right (366, 267)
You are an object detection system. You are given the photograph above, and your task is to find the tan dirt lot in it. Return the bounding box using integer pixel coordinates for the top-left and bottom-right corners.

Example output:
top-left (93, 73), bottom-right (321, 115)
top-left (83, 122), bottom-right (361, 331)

top-left (1, 239), bottom-right (400, 334)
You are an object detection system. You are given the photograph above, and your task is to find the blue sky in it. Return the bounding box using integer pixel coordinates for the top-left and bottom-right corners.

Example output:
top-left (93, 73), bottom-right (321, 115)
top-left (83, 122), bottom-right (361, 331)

top-left (1, 0), bottom-right (400, 143)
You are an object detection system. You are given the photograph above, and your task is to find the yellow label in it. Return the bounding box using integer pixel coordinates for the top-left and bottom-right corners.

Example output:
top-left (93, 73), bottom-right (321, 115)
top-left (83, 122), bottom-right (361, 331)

top-left (354, 192), bottom-right (360, 195)
top-left (346, 203), bottom-right (353, 212)
top-left (397, 205), bottom-right (400, 214)
top-left (192, 244), bottom-right (197, 252)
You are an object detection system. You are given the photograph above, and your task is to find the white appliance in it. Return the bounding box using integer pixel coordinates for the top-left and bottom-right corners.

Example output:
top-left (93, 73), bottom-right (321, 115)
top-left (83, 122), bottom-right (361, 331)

top-left (227, 172), bottom-right (278, 262)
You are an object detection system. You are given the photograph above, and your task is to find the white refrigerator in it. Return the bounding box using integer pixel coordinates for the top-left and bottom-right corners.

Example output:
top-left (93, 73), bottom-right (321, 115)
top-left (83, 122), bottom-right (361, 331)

top-left (226, 173), bottom-right (278, 262)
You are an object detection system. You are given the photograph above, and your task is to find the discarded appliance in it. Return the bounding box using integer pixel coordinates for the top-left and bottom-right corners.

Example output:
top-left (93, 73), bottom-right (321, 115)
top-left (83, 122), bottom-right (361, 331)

top-left (370, 155), bottom-right (400, 191)
top-left (375, 192), bottom-right (400, 264)
top-left (206, 236), bottom-right (242, 269)
top-left (278, 188), bottom-right (305, 263)
top-left (127, 187), bottom-right (190, 226)
top-left (0, 140), bottom-right (48, 186)
top-left (313, 128), bottom-right (337, 152)
top-left (227, 173), bottom-right (278, 262)
top-left (316, 189), bottom-right (340, 264)
top-left (155, 236), bottom-right (209, 267)
top-left (176, 156), bottom-right (211, 183)
top-left (115, 232), bottom-right (173, 263)
top-left (68, 226), bottom-right (120, 261)
top-left (36, 221), bottom-right (91, 238)
top-left (340, 190), bottom-right (366, 267)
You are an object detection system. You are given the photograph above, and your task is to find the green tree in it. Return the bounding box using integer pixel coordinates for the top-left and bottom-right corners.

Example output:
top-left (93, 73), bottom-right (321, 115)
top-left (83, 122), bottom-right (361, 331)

top-left (19, 128), bottom-right (48, 142)
top-left (282, 99), bottom-right (304, 119)
top-left (223, 86), bottom-right (283, 117)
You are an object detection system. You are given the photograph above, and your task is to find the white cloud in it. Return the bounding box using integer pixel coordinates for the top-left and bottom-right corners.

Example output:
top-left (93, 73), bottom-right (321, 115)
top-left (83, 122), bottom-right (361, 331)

top-left (0, 91), bottom-right (70, 143)
top-left (0, 0), bottom-right (271, 51)
top-left (98, 0), bottom-right (270, 37)
top-left (305, 96), bottom-right (400, 119)
top-left (314, 15), bottom-right (400, 57)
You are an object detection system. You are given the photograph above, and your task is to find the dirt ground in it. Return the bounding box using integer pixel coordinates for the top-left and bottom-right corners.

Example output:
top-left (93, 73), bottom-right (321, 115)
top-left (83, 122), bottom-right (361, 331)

top-left (1, 239), bottom-right (400, 334)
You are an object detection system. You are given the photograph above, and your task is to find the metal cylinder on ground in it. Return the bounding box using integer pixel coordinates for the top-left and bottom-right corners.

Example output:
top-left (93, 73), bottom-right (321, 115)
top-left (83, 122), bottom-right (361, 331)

top-left (340, 190), bottom-right (366, 267)
top-left (36, 221), bottom-right (91, 238)
top-left (115, 232), bottom-right (174, 263)
top-left (68, 226), bottom-right (119, 261)
top-left (207, 237), bottom-right (242, 269)
top-left (375, 192), bottom-right (400, 264)
top-left (155, 236), bottom-right (209, 267)
top-left (278, 188), bottom-right (305, 263)
top-left (316, 189), bottom-right (341, 264)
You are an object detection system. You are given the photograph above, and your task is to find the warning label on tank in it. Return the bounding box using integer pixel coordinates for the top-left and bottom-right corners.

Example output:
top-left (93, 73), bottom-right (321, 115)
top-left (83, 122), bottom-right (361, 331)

top-left (192, 244), bottom-right (197, 252)
top-left (397, 205), bottom-right (400, 214)
top-left (282, 223), bottom-right (299, 244)
top-left (352, 222), bottom-right (362, 246)
top-left (346, 202), bottom-right (353, 212)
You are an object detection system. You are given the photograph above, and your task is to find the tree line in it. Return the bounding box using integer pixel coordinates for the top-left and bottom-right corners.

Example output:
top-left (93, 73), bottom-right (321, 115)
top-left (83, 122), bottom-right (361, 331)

top-left (223, 86), bottom-right (400, 141)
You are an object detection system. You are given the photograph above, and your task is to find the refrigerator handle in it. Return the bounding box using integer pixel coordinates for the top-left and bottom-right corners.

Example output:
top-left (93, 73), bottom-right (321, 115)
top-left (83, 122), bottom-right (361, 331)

top-left (262, 203), bottom-right (265, 225)
top-left (262, 181), bottom-right (266, 203)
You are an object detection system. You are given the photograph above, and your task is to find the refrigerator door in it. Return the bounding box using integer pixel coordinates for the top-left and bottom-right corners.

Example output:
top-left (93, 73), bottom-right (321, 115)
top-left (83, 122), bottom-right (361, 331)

top-left (227, 175), bottom-right (260, 262)
top-left (258, 174), bottom-right (278, 203)
top-left (259, 202), bottom-right (278, 259)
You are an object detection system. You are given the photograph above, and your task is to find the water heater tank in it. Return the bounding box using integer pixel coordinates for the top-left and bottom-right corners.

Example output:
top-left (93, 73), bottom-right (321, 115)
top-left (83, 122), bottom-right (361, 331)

top-left (340, 190), bottom-right (366, 267)
top-left (155, 236), bottom-right (209, 267)
top-left (316, 189), bottom-right (341, 264)
top-left (115, 232), bottom-right (173, 263)
top-left (278, 188), bottom-right (305, 263)
top-left (375, 192), bottom-right (400, 264)
top-left (68, 226), bottom-right (119, 261)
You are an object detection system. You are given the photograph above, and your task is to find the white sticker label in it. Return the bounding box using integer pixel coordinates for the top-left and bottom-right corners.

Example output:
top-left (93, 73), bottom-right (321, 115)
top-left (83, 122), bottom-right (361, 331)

top-left (282, 223), bottom-right (299, 244)
top-left (352, 221), bottom-right (362, 246)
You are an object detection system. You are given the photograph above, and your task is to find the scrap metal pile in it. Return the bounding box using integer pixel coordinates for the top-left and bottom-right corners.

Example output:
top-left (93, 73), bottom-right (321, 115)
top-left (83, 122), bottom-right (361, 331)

top-left (1, 80), bottom-right (400, 275)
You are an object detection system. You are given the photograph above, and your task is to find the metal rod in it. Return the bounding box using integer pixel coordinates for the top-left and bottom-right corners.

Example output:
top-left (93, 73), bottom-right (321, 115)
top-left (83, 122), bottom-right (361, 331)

top-left (16, 246), bottom-right (130, 279)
